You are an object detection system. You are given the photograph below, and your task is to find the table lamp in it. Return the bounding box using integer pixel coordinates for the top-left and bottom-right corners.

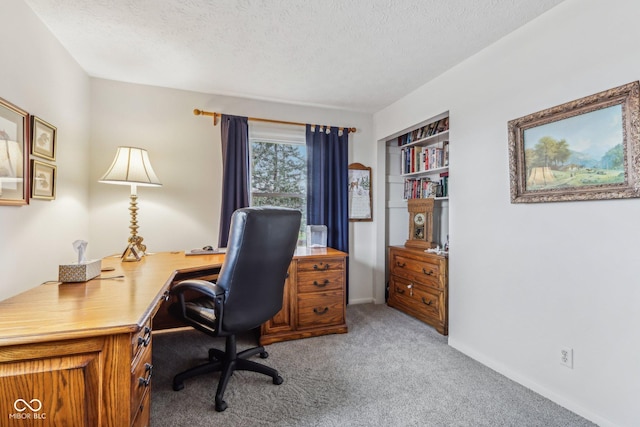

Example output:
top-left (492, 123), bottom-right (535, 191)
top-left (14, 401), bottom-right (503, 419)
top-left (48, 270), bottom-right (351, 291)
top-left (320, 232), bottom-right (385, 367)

top-left (99, 146), bottom-right (161, 261)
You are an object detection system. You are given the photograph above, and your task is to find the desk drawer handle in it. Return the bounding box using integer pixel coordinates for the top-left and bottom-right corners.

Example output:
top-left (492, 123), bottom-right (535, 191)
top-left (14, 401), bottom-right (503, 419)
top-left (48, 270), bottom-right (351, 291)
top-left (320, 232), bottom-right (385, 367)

top-left (138, 363), bottom-right (153, 387)
top-left (313, 263), bottom-right (330, 270)
top-left (138, 326), bottom-right (151, 347)
top-left (396, 261), bottom-right (406, 268)
top-left (421, 297), bottom-right (433, 306)
top-left (313, 280), bottom-right (330, 287)
top-left (395, 287), bottom-right (404, 294)
top-left (313, 307), bottom-right (329, 315)
top-left (422, 268), bottom-right (434, 276)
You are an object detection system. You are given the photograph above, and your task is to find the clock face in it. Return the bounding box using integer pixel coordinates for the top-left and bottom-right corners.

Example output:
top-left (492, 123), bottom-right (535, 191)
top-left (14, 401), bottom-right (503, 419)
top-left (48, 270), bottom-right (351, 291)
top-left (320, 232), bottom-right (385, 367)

top-left (414, 213), bottom-right (426, 226)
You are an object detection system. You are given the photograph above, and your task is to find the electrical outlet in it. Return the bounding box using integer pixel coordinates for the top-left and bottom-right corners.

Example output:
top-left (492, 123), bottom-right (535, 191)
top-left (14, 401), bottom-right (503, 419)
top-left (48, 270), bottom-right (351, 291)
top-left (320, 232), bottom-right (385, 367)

top-left (560, 347), bottom-right (573, 368)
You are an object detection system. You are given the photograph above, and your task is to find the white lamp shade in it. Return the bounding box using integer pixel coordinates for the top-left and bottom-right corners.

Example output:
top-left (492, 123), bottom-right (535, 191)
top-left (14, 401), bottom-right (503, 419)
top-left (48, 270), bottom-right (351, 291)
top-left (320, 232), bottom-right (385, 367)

top-left (99, 146), bottom-right (161, 187)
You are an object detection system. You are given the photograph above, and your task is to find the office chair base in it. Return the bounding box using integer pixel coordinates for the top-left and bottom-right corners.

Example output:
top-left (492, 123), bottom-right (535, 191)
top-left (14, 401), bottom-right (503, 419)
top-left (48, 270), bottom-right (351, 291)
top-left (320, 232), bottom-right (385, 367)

top-left (172, 335), bottom-right (283, 412)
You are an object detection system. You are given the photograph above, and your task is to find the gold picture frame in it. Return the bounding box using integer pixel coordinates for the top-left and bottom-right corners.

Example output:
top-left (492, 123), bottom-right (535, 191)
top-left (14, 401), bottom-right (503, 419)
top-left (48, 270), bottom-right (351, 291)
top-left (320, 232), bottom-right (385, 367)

top-left (0, 97), bottom-right (29, 206)
top-left (508, 81), bottom-right (640, 203)
top-left (31, 116), bottom-right (57, 161)
top-left (31, 160), bottom-right (56, 200)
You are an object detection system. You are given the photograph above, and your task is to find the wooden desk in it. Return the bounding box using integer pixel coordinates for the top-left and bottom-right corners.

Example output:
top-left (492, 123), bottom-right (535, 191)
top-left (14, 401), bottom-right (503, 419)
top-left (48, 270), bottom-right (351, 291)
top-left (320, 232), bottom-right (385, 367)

top-left (0, 248), bottom-right (347, 427)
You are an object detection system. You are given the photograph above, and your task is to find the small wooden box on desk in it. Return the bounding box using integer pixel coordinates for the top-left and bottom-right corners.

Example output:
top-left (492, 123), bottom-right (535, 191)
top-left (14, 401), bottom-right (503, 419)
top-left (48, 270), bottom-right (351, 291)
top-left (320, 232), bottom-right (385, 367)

top-left (387, 245), bottom-right (448, 335)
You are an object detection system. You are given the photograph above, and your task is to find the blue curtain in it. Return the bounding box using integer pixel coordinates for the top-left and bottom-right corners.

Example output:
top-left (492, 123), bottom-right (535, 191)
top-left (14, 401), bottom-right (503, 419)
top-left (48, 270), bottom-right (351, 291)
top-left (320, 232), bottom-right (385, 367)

top-left (218, 114), bottom-right (249, 248)
top-left (306, 125), bottom-right (349, 253)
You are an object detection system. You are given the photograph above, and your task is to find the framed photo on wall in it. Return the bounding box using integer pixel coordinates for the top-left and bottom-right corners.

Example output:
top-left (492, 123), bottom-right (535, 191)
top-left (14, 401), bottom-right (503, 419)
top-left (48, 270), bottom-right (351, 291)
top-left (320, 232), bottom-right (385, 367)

top-left (508, 81), bottom-right (640, 203)
top-left (0, 97), bottom-right (29, 206)
top-left (31, 159), bottom-right (56, 200)
top-left (31, 116), bottom-right (57, 161)
top-left (348, 163), bottom-right (372, 221)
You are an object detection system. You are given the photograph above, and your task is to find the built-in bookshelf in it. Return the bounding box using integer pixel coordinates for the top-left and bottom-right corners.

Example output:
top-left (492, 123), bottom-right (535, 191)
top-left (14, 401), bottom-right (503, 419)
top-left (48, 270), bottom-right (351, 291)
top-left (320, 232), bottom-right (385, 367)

top-left (397, 116), bottom-right (449, 200)
top-left (385, 112), bottom-right (449, 248)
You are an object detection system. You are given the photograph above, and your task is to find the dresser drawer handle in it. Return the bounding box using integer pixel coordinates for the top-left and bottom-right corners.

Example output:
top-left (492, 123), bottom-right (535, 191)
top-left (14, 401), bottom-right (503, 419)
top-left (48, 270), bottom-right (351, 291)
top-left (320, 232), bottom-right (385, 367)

top-left (313, 263), bottom-right (330, 270)
top-left (313, 307), bottom-right (329, 315)
top-left (422, 268), bottom-right (434, 276)
top-left (395, 287), bottom-right (404, 294)
top-left (421, 297), bottom-right (433, 306)
top-left (138, 363), bottom-right (153, 387)
top-left (396, 261), bottom-right (406, 268)
top-left (313, 280), bottom-right (330, 287)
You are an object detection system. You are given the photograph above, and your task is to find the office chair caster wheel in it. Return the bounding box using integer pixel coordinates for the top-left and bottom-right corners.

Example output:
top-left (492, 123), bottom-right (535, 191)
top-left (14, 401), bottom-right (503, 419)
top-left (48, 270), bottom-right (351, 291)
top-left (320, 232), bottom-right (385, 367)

top-left (215, 399), bottom-right (227, 412)
top-left (260, 351), bottom-right (269, 359)
top-left (273, 375), bottom-right (284, 385)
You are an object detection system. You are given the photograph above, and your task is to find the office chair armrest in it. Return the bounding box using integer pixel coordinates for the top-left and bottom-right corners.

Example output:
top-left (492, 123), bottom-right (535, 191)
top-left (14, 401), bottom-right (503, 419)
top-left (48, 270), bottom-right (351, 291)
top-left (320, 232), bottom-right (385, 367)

top-left (171, 279), bottom-right (225, 299)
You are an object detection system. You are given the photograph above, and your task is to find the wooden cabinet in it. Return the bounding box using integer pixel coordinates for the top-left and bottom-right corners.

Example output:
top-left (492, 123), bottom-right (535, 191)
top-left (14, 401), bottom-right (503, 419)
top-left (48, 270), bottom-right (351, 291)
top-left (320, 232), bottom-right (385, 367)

top-left (387, 245), bottom-right (448, 335)
top-left (260, 248), bottom-right (348, 345)
top-left (0, 317), bottom-right (157, 427)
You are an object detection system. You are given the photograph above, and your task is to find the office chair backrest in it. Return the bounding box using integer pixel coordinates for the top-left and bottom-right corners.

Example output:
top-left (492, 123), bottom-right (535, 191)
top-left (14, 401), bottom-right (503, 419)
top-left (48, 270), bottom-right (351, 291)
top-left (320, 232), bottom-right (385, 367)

top-left (216, 207), bottom-right (301, 332)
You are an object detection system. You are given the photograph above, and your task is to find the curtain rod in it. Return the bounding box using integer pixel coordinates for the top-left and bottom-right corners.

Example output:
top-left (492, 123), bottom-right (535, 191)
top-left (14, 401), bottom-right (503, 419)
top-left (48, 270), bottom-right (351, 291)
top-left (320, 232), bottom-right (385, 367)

top-left (193, 109), bottom-right (356, 133)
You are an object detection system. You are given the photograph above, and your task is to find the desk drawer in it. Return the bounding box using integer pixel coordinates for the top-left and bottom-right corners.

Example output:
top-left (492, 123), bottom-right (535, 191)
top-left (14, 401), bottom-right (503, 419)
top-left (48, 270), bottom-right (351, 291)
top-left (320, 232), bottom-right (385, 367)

top-left (132, 318), bottom-right (152, 360)
top-left (297, 257), bottom-right (344, 273)
top-left (297, 270), bottom-right (344, 294)
top-left (131, 340), bottom-right (153, 423)
top-left (297, 292), bottom-right (344, 329)
top-left (132, 380), bottom-right (151, 427)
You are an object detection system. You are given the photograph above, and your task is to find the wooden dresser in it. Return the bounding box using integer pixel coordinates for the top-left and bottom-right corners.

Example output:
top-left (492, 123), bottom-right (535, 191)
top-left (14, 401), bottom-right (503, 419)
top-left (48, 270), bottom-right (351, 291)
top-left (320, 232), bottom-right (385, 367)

top-left (387, 245), bottom-right (448, 335)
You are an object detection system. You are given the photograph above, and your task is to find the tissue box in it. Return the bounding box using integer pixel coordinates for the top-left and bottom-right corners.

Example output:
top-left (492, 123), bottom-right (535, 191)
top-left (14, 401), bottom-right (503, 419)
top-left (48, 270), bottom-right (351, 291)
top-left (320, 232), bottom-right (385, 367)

top-left (306, 225), bottom-right (327, 248)
top-left (59, 259), bottom-right (102, 283)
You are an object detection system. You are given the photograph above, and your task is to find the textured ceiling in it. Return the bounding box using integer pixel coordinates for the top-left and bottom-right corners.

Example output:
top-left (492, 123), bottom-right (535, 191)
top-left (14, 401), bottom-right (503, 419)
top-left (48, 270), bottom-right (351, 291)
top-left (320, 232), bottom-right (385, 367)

top-left (23, 0), bottom-right (565, 112)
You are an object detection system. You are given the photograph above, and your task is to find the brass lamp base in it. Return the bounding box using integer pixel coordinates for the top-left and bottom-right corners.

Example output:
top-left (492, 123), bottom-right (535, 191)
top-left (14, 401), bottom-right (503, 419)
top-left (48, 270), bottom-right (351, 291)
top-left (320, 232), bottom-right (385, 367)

top-left (121, 194), bottom-right (148, 262)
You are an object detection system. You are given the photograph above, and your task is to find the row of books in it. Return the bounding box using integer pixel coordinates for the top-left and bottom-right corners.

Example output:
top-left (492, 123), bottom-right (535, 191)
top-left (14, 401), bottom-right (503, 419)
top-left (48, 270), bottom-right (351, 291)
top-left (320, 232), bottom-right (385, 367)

top-left (401, 141), bottom-right (449, 174)
top-left (397, 117), bottom-right (449, 146)
top-left (404, 173), bottom-right (449, 199)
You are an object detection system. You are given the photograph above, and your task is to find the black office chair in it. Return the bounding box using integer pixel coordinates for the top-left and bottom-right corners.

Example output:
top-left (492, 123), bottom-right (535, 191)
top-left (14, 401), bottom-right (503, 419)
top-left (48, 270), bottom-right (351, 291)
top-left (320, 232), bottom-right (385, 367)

top-left (169, 207), bottom-right (301, 412)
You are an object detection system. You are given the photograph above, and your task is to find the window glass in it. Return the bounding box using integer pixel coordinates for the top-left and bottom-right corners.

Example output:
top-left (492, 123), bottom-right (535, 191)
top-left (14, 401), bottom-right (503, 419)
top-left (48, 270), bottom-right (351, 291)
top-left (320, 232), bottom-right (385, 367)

top-left (249, 123), bottom-right (306, 244)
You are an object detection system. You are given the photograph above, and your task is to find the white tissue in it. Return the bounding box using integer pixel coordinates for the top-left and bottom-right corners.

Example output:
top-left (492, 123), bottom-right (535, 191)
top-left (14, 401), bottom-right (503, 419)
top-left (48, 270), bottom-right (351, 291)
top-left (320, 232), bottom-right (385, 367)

top-left (73, 240), bottom-right (88, 264)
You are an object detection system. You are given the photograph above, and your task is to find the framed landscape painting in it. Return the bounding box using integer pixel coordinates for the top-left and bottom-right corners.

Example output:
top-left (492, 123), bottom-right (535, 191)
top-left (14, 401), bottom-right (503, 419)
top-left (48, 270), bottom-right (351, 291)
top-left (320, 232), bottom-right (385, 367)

top-left (508, 81), bottom-right (640, 203)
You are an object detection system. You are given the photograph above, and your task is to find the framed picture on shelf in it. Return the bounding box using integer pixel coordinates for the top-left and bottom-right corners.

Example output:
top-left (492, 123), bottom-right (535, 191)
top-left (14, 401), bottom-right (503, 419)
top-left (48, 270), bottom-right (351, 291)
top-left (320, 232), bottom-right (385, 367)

top-left (31, 116), bottom-right (56, 161)
top-left (31, 159), bottom-right (56, 200)
top-left (508, 81), bottom-right (640, 203)
top-left (0, 97), bottom-right (29, 206)
top-left (348, 163), bottom-right (372, 221)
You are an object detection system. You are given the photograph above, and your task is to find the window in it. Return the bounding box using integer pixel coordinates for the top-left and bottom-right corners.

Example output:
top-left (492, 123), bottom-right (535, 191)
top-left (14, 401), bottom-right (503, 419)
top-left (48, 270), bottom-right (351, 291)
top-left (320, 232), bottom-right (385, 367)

top-left (249, 123), bottom-right (307, 242)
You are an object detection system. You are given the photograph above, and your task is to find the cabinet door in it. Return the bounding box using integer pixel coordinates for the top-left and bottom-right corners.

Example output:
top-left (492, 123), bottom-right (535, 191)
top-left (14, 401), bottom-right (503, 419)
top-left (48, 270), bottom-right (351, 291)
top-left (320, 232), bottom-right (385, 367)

top-left (1, 354), bottom-right (101, 426)
top-left (261, 264), bottom-right (294, 335)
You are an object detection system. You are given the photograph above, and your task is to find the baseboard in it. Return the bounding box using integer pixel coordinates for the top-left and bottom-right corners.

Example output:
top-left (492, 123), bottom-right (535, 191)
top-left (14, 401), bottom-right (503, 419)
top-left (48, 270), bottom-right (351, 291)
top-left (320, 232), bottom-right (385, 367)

top-left (347, 297), bottom-right (376, 305)
top-left (448, 338), bottom-right (613, 427)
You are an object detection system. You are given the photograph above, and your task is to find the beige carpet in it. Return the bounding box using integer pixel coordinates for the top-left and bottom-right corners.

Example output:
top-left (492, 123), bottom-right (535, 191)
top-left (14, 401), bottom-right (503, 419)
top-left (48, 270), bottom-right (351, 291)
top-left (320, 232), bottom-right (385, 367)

top-left (150, 303), bottom-right (595, 427)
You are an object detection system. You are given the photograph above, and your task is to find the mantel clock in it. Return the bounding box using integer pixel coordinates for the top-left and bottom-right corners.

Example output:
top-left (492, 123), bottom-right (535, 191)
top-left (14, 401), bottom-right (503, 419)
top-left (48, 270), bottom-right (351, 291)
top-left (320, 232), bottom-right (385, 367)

top-left (405, 198), bottom-right (436, 249)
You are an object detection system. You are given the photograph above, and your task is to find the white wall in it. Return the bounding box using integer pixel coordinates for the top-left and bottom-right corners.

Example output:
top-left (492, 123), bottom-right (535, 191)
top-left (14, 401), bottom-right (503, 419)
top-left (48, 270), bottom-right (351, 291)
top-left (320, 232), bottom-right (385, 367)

top-left (374, 0), bottom-right (640, 425)
top-left (88, 79), bottom-right (375, 303)
top-left (0, 0), bottom-right (91, 300)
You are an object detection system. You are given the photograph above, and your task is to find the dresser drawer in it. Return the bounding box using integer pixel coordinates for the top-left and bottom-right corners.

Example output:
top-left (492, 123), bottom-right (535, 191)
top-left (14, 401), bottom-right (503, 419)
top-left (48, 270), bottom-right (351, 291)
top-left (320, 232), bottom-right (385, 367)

top-left (389, 276), bottom-right (444, 322)
top-left (390, 254), bottom-right (443, 289)
top-left (297, 292), bottom-right (344, 329)
top-left (297, 270), bottom-right (344, 294)
top-left (131, 340), bottom-right (153, 422)
top-left (297, 257), bottom-right (344, 273)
